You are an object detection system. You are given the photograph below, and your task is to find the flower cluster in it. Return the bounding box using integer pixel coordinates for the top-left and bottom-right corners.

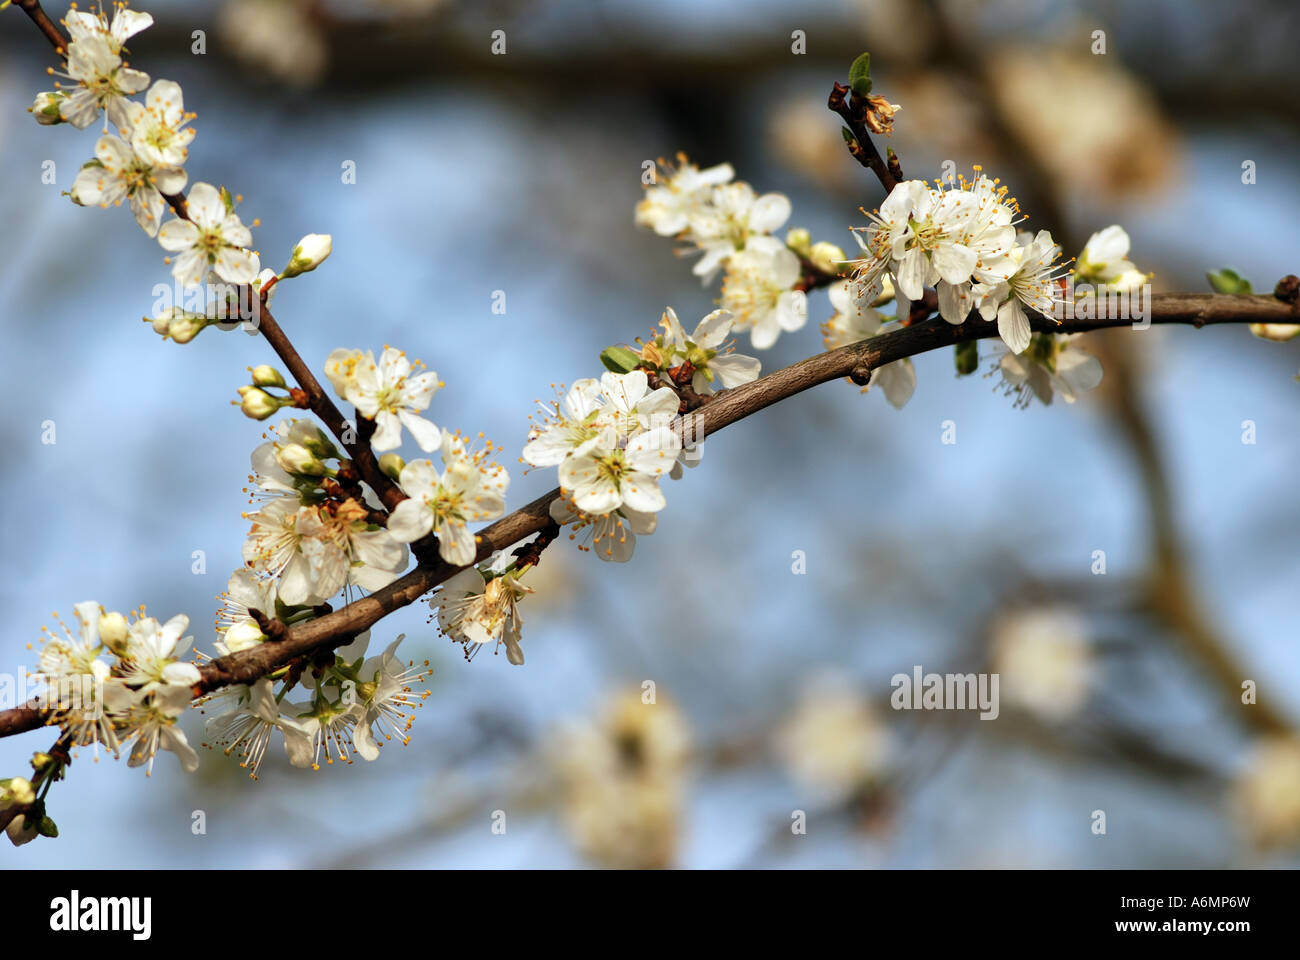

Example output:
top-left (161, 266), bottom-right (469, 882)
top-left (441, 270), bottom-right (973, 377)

top-left (14, 601), bottom-right (203, 808)
top-left (37, 3), bottom-right (263, 290)
top-left (240, 418), bottom-right (410, 605)
top-left (984, 225), bottom-right (1149, 407)
top-left (36, 5), bottom-right (348, 314)
top-left (37, 4), bottom-right (194, 240)
top-left (850, 167), bottom-right (1068, 355)
top-left (202, 633), bottom-right (432, 777)
top-left (434, 551), bottom-right (533, 664)
top-left (383, 429), bottom-right (511, 566)
top-left (636, 155), bottom-right (815, 349)
top-left (522, 327), bottom-right (708, 563)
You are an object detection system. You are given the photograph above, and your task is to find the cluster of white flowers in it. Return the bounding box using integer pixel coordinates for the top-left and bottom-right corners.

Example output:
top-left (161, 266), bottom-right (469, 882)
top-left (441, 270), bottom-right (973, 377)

top-left (988, 225), bottom-right (1150, 407)
top-left (850, 167), bottom-right (1066, 355)
top-left (435, 551), bottom-right (533, 665)
top-left (6, 599), bottom-right (204, 833)
top-left (239, 418), bottom-right (410, 604)
top-left (634, 155), bottom-right (1120, 413)
top-left (35, 5), bottom-right (347, 313)
top-left (13, 7), bottom-right (469, 807)
top-left (204, 634), bottom-right (432, 776)
top-left (522, 307), bottom-right (760, 563)
top-left (384, 429), bottom-right (510, 565)
top-left (637, 156), bottom-right (811, 349)
top-left (36, 4), bottom-right (263, 289)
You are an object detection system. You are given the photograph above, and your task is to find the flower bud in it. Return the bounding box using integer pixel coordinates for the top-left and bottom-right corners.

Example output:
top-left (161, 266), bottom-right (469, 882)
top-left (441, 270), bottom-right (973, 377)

top-left (785, 228), bottom-right (812, 256)
top-left (1249, 323), bottom-right (1300, 343)
top-left (30, 753), bottom-right (55, 775)
top-left (30, 91), bottom-right (66, 125)
top-left (222, 620), bottom-right (267, 653)
top-left (5, 813), bottom-right (39, 847)
top-left (4, 777), bottom-right (36, 807)
top-left (249, 364), bottom-right (287, 388)
top-left (239, 387), bottom-right (281, 421)
top-left (275, 442), bottom-right (329, 477)
top-left (809, 241), bottom-right (847, 275)
top-left (281, 233), bottom-right (332, 278)
top-left (146, 308), bottom-right (174, 337)
top-left (168, 313), bottom-right (208, 344)
top-left (98, 611), bottom-right (130, 655)
top-left (378, 453), bottom-right (406, 481)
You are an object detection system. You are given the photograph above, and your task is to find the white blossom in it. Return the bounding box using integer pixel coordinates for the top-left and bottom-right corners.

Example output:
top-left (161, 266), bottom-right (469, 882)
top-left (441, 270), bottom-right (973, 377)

top-left (205, 678), bottom-right (313, 778)
top-left (657, 307), bottom-right (761, 394)
top-left (993, 333), bottom-right (1102, 407)
top-left (435, 563), bottom-right (531, 664)
top-left (635, 155), bottom-right (735, 237)
top-left (324, 346), bottom-right (442, 451)
top-left (69, 131), bottom-right (186, 236)
top-left (157, 182), bottom-right (260, 288)
top-left (720, 245), bottom-right (807, 349)
top-left (385, 431), bottom-right (510, 565)
top-left (56, 32), bottom-right (150, 130)
top-left (558, 426), bottom-right (680, 515)
top-left (351, 635), bottom-right (433, 760)
top-left (124, 79), bottom-right (194, 170)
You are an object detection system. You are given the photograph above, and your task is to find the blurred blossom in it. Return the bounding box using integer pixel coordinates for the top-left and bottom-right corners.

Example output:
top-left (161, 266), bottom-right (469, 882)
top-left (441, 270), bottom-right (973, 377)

top-left (219, 0), bottom-right (328, 87)
top-left (766, 97), bottom-right (858, 191)
top-left (1234, 735), bottom-right (1300, 849)
top-left (851, 0), bottom-right (933, 64)
top-left (991, 605), bottom-right (1093, 721)
top-left (551, 690), bottom-right (690, 869)
top-left (985, 47), bottom-right (1180, 200)
top-left (775, 674), bottom-right (890, 803)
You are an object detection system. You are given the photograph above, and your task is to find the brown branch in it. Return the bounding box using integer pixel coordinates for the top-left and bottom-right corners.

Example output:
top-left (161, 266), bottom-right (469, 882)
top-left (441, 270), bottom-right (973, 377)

top-left (2, 293), bottom-right (1293, 741)
top-left (11, 0), bottom-right (65, 52)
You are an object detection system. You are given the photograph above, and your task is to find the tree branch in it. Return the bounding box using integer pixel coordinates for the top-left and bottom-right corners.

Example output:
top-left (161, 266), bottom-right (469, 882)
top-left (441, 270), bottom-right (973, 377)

top-left (1, 292), bottom-right (1293, 741)
top-left (10, 0), bottom-right (64, 52)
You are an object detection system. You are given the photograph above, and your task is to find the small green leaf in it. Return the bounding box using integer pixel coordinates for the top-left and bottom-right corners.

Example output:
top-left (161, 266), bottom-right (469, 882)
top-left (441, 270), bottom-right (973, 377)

top-left (848, 52), bottom-right (873, 97)
top-left (599, 346), bottom-right (641, 374)
top-left (1206, 267), bottom-right (1252, 295)
top-left (841, 126), bottom-right (855, 144)
top-left (38, 816), bottom-right (59, 838)
top-left (954, 340), bottom-right (979, 376)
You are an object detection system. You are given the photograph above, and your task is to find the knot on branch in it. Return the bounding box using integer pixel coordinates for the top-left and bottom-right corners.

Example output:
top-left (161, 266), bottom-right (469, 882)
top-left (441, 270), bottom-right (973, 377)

top-left (850, 365), bottom-right (874, 386)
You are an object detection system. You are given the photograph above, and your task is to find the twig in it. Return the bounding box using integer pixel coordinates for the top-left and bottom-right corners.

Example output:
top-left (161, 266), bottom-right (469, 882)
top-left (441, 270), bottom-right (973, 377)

top-left (10, 0), bottom-right (64, 52)
top-left (828, 81), bottom-right (902, 194)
